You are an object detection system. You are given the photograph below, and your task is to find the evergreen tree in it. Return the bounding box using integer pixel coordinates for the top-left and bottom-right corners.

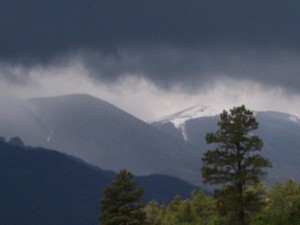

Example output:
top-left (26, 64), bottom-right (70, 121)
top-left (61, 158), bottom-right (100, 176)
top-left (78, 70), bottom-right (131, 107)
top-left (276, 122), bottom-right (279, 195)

top-left (201, 105), bottom-right (271, 225)
top-left (99, 169), bottom-right (146, 225)
top-left (8, 136), bottom-right (24, 147)
top-left (252, 179), bottom-right (300, 225)
top-left (144, 191), bottom-right (218, 225)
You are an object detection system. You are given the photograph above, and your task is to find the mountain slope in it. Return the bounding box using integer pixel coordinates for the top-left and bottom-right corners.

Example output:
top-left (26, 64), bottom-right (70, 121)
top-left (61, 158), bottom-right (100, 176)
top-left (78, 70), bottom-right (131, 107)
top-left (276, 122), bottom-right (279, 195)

top-left (0, 97), bottom-right (47, 145)
top-left (0, 94), bottom-right (200, 185)
top-left (151, 105), bottom-right (220, 142)
top-left (151, 106), bottom-right (300, 184)
top-left (0, 140), bottom-right (198, 225)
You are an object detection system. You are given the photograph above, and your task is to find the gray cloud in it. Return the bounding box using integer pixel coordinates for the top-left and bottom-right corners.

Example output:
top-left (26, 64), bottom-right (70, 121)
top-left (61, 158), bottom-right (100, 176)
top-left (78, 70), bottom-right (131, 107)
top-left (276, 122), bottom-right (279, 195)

top-left (79, 47), bottom-right (300, 94)
top-left (1, 0), bottom-right (300, 93)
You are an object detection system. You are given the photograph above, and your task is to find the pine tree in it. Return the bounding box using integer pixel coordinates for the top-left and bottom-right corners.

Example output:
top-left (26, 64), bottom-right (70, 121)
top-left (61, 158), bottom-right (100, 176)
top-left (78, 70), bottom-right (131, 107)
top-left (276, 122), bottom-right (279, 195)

top-left (99, 169), bottom-right (147, 225)
top-left (201, 105), bottom-right (271, 225)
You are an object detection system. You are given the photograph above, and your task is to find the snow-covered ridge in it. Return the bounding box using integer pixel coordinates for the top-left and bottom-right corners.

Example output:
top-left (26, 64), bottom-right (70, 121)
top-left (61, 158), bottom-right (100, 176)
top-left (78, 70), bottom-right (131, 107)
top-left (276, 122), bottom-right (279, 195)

top-left (289, 115), bottom-right (300, 123)
top-left (152, 105), bottom-right (219, 128)
top-left (151, 105), bottom-right (219, 141)
top-left (153, 106), bottom-right (300, 128)
top-left (257, 111), bottom-right (300, 124)
top-left (151, 106), bottom-right (300, 141)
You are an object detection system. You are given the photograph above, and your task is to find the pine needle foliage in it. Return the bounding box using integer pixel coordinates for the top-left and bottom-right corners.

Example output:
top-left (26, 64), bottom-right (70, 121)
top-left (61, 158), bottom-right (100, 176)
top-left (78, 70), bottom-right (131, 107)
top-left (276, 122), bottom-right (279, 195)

top-left (99, 169), bottom-right (147, 225)
top-left (202, 105), bottom-right (271, 225)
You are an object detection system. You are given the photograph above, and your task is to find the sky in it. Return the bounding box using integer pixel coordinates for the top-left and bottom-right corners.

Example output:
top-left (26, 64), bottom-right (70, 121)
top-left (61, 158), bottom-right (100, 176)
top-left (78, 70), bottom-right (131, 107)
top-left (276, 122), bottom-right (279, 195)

top-left (1, 0), bottom-right (300, 121)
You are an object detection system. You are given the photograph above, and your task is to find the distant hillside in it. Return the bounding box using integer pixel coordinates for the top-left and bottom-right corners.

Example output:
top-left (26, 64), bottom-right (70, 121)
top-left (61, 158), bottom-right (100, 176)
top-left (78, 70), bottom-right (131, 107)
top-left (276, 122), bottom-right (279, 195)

top-left (0, 140), bottom-right (198, 225)
top-left (152, 106), bottom-right (300, 185)
top-left (0, 94), bottom-right (200, 185)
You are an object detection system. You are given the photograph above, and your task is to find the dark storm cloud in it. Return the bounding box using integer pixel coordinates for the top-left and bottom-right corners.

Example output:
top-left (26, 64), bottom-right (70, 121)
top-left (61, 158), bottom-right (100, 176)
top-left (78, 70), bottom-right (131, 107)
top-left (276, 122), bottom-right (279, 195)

top-left (79, 47), bottom-right (300, 93)
top-left (2, 0), bottom-right (300, 58)
top-left (1, 0), bottom-right (300, 91)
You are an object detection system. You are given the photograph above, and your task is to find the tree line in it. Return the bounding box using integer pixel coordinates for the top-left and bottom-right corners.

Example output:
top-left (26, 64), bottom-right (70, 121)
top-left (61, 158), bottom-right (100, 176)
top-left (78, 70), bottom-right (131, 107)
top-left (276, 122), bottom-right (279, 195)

top-left (99, 106), bottom-right (300, 225)
top-left (144, 179), bottom-right (300, 225)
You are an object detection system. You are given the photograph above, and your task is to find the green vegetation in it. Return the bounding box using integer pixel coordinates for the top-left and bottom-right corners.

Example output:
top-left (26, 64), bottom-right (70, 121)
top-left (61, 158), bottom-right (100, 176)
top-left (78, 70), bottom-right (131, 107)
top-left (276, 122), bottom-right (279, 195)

top-left (99, 106), bottom-right (300, 225)
top-left (202, 105), bottom-right (271, 225)
top-left (99, 169), bottom-right (147, 225)
top-left (144, 191), bottom-right (218, 225)
top-left (251, 179), bottom-right (300, 225)
top-left (144, 180), bottom-right (300, 225)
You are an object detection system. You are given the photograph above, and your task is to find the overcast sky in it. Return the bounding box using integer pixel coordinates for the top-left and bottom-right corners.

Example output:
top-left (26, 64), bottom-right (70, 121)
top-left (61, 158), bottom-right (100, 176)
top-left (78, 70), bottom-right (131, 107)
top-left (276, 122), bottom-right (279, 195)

top-left (1, 0), bottom-right (300, 120)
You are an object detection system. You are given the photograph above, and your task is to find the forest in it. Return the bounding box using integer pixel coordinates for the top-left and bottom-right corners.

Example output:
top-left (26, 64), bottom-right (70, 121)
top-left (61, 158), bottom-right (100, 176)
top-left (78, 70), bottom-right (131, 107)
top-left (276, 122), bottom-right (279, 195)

top-left (144, 179), bottom-right (300, 225)
top-left (99, 106), bottom-right (300, 225)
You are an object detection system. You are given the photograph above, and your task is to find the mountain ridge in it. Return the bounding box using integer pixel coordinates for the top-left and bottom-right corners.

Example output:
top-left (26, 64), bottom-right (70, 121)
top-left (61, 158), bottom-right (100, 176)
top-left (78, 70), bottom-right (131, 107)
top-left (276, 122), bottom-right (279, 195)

top-left (153, 105), bottom-right (300, 128)
top-left (0, 94), bottom-right (201, 185)
top-left (2, 94), bottom-right (300, 186)
top-left (0, 140), bottom-right (199, 225)
top-left (151, 107), bottom-right (300, 185)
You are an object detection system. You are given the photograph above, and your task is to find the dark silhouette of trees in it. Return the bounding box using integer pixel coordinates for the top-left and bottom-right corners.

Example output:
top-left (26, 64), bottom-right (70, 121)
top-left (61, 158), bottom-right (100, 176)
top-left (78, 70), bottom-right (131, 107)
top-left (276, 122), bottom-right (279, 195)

top-left (8, 136), bottom-right (24, 147)
top-left (99, 169), bottom-right (146, 225)
top-left (202, 105), bottom-right (271, 225)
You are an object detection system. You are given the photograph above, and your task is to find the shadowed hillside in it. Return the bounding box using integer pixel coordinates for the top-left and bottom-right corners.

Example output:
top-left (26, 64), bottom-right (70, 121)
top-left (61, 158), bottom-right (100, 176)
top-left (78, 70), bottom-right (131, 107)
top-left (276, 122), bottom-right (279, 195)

top-left (0, 140), bottom-right (198, 225)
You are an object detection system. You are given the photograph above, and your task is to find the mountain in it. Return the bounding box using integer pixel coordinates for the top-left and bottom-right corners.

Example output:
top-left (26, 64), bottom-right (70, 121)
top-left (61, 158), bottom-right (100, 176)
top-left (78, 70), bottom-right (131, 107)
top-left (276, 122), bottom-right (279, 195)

top-left (0, 94), bottom-right (200, 185)
top-left (0, 140), bottom-right (198, 225)
top-left (151, 105), bottom-right (300, 184)
top-left (151, 105), bottom-right (220, 141)
top-left (2, 95), bottom-right (299, 186)
top-left (0, 97), bottom-right (47, 143)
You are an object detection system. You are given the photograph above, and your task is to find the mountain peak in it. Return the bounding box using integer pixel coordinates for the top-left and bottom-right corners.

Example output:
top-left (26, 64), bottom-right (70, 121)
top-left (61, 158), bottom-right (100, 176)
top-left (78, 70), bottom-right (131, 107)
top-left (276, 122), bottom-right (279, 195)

top-left (150, 105), bottom-right (220, 141)
top-left (153, 105), bottom-right (219, 128)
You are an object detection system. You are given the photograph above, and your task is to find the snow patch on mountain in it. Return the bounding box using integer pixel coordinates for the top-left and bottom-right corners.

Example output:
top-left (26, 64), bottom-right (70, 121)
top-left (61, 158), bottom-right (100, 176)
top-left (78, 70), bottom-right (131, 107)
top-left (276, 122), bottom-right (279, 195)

top-left (47, 130), bottom-right (53, 142)
top-left (151, 105), bottom-right (219, 141)
top-left (154, 105), bottom-right (219, 127)
top-left (289, 115), bottom-right (300, 123)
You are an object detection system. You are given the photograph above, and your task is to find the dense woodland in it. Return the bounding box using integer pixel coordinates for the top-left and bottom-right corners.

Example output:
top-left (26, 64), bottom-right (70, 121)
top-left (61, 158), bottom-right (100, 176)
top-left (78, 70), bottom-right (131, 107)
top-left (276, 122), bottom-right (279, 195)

top-left (100, 106), bottom-right (300, 225)
top-left (101, 171), bottom-right (300, 225)
top-left (143, 179), bottom-right (300, 225)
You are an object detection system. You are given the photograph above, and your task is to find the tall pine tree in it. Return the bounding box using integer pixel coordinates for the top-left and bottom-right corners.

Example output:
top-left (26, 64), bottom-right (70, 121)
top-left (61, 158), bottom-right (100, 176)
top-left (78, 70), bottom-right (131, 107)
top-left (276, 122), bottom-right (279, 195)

top-left (201, 105), bottom-right (271, 225)
top-left (99, 169), bottom-right (146, 225)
